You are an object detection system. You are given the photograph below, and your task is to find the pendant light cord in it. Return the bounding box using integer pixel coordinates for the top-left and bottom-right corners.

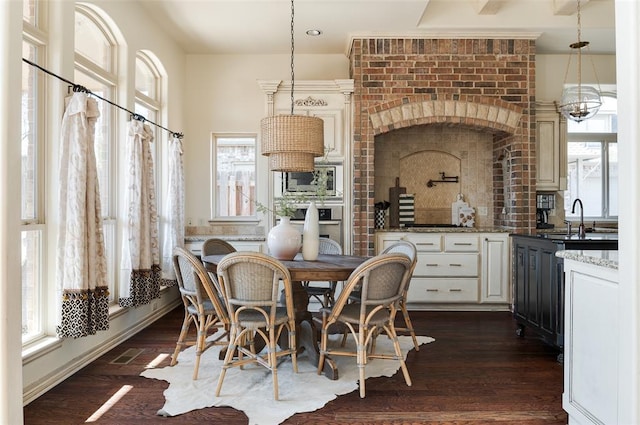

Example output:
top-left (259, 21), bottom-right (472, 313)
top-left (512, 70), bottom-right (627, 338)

top-left (576, 0), bottom-right (582, 99)
top-left (290, 0), bottom-right (295, 115)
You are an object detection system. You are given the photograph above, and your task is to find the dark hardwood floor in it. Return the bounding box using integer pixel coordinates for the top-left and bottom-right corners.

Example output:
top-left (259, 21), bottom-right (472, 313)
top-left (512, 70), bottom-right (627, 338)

top-left (24, 308), bottom-right (567, 425)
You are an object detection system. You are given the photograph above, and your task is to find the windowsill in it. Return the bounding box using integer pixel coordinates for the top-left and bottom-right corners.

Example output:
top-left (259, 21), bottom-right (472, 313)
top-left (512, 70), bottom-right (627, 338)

top-left (207, 218), bottom-right (261, 224)
top-left (22, 336), bottom-right (63, 365)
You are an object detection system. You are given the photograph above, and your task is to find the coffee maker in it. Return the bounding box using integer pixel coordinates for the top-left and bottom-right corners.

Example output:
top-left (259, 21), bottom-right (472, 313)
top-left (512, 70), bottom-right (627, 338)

top-left (536, 193), bottom-right (555, 229)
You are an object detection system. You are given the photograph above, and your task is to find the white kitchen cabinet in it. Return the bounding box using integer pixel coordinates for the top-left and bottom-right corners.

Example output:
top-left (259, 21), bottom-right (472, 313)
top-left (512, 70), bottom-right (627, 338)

top-left (562, 254), bottom-right (619, 425)
top-left (185, 239), bottom-right (265, 257)
top-left (536, 101), bottom-right (567, 191)
top-left (408, 277), bottom-right (478, 303)
top-left (480, 233), bottom-right (510, 303)
top-left (375, 231), bottom-right (510, 310)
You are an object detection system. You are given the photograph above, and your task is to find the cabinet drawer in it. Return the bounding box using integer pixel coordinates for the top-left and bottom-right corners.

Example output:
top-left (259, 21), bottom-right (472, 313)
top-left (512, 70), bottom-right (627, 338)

top-left (407, 278), bottom-right (478, 303)
top-left (414, 253), bottom-right (478, 276)
top-left (403, 234), bottom-right (442, 252)
top-left (444, 235), bottom-right (479, 252)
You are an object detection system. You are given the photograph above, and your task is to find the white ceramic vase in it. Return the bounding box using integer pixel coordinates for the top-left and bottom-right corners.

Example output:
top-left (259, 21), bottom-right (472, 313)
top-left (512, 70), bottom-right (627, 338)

top-left (267, 216), bottom-right (301, 260)
top-left (302, 201), bottom-right (320, 261)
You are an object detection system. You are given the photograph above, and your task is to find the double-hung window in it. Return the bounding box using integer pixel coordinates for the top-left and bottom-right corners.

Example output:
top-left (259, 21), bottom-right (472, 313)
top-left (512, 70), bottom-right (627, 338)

top-left (21, 1), bottom-right (47, 344)
top-left (564, 90), bottom-right (618, 221)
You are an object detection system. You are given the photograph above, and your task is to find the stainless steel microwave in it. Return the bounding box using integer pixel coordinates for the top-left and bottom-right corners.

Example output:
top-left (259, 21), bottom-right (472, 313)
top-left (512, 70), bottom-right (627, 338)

top-left (283, 165), bottom-right (336, 197)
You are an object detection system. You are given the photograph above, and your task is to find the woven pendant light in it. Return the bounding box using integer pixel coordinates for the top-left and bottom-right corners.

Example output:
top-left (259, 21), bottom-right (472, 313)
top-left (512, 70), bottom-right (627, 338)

top-left (260, 0), bottom-right (324, 172)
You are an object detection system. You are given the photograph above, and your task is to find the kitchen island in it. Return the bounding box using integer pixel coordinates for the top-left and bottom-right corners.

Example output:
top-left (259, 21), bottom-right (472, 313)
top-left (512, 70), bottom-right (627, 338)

top-left (558, 250), bottom-right (619, 425)
top-left (510, 233), bottom-right (618, 360)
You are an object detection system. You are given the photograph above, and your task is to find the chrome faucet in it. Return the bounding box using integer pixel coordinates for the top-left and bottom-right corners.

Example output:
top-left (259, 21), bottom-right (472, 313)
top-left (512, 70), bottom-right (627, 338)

top-left (571, 198), bottom-right (586, 239)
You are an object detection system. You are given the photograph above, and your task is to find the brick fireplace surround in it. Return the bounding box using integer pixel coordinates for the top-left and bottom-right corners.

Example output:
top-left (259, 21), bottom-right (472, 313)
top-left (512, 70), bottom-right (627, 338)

top-left (349, 38), bottom-right (537, 255)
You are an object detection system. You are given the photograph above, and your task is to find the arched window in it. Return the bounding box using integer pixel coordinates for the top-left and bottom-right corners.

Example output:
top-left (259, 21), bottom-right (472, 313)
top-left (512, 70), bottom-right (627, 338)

top-left (74, 4), bottom-right (119, 301)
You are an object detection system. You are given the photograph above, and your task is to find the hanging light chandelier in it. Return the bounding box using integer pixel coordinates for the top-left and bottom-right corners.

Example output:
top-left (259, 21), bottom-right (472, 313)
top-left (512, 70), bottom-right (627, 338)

top-left (260, 0), bottom-right (324, 172)
top-left (558, 0), bottom-right (602, 123)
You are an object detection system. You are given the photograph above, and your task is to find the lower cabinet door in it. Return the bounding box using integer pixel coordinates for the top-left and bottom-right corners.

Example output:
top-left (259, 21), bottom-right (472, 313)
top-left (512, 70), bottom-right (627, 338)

top-left (407, 278), bottom-right (479, 303)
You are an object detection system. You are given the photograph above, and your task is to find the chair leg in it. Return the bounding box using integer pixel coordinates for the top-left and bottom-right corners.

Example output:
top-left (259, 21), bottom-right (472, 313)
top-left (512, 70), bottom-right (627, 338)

top-left (317, 315), bottom-right (328, 375)
top-left (358, 326), bottom-right (366, 398)
top-left (288, 320), bottom-right (298, 373)
top-left (387, 323), bottom-right (412, 387)
top-left (400, 301), bottom-right (420, 351)
top-left (171, 311), bottom-right (192, 366)
top-left (268, 326), bottom-right (279, 400)
top-left (193, 314), bottom-right (209, 380)
top-left (216, 325), bottom-right (239, 397)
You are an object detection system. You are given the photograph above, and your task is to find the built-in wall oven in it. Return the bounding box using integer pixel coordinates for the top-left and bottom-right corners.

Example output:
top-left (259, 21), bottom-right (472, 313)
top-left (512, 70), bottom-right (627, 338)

top-left (289, 206), bottom-right (343, 248)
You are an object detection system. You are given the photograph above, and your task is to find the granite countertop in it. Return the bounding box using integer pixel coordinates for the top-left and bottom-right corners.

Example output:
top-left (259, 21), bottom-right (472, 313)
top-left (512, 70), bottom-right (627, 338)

top-left (377, 227), bottom-right (512, 233)
top-left (556, 249), bottom-right (619, 270)
top-left (185, 235), bottom-right (266, 242)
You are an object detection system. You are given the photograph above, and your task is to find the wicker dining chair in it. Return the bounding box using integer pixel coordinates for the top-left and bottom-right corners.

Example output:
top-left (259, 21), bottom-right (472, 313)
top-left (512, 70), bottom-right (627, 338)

top-left (171, 247), bottom-right (230, 380)
top-left (215, 252), bottom-right (298, 401)
top-left (201, 238), bottom-right (236, 257)
top-left (200, 237), bottom-right (237, 292)
top-left (380, 240), bottom-right (419, 351)
top-left (317, 253), bottom-right (413, 398)
top-left (303, 237), bottom-right (343, 308)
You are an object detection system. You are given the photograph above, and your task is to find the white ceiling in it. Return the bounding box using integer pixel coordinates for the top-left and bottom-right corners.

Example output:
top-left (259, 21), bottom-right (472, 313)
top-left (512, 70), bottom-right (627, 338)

top-left (139, 0), bottom-right (616, 55)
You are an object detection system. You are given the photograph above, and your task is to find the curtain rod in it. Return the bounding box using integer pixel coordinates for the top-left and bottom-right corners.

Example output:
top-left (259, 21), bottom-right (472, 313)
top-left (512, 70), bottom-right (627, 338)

top-left (22, 57), bottom-right (184, 139)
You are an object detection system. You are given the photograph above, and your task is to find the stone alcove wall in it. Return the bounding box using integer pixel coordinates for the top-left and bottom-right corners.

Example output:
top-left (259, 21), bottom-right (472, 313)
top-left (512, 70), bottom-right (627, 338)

top-left (349, 38), bottom-right (536, 255)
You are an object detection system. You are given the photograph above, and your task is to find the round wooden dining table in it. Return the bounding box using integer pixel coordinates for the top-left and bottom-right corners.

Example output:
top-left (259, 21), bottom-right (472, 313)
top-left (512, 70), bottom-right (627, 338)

top-left (201, 252), bottom-right (368, 380)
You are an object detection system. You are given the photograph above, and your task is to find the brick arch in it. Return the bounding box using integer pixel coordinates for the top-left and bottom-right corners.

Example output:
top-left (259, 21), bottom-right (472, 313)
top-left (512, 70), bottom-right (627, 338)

top-left (367, 95), bottom-right (523, 136)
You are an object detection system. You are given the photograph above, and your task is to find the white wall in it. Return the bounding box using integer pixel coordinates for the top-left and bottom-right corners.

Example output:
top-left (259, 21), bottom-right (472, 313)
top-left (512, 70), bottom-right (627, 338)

top-left (183, 54), bottom-right (348, 224)
top-left (614, 1), bottom-right (640, 422)
top-left (1, 1), bottom-right (27, 423)
top-left (536, 53), bottom-right (617, 101)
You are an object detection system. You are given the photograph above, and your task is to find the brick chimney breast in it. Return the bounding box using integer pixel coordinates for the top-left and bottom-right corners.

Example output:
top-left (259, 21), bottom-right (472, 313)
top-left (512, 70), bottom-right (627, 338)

top-left (349, 37), bottom-right (536, 255)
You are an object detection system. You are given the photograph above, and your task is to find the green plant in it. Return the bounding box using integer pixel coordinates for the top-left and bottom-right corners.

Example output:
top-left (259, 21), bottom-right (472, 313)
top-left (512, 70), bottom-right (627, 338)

top-left (255, 146), bottom-right (335, 217)
top-left (256, 192), bottom-right (307, 218)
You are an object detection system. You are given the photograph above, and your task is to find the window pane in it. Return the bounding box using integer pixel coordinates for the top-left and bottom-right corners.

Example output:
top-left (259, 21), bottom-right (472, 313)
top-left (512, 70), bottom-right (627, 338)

top-left (75, 10), bottom-right (112, 70)
top-left (22, 229), bottom-right (42, 341)
top-left (608, 143), bottom-right (618, 217)
top-left (135, 57), bottom-right (156, 99)
top-left (214, 136), bottom-right (257, 217)
top-left (23, 0), bottom-right (37, 25)
top-left (566, 142), bottom-right (603, 218)
top-left (21, 41), bottom-right (38, 221)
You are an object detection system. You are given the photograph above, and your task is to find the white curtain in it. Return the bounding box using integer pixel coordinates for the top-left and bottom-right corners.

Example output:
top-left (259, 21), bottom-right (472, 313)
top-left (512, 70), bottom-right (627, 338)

top-left (119, 119), bottom-right (161, 307)
top-left (160, 134), bottom-right (185, 285)
top-left (56, 92), bottom-right (109, 338)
